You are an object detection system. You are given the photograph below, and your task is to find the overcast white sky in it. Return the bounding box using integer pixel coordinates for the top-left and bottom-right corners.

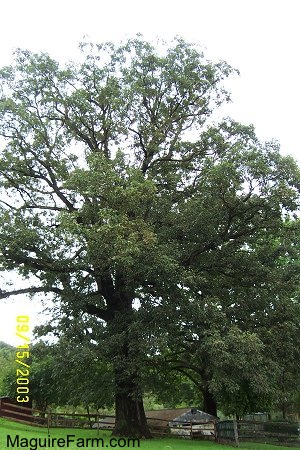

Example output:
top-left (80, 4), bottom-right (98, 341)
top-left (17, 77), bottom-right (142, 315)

top-left (0, 0), bottom-right (299, 346)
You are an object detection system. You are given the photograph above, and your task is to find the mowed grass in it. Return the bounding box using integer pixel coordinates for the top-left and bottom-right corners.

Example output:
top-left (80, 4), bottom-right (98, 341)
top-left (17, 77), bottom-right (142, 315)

top-left (0, 418), bottom-right (298, 450)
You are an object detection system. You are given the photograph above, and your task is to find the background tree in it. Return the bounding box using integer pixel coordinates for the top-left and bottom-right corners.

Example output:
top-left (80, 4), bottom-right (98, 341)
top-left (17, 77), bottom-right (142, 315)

top-left (141, 219), bottom-right (300, 418)
top-left (0, 36), bottom-right (299, 436)
top-left (4, 337), bottom-right (114, 418)
top-left (0, 341), bottom-right (14, 396)
top-left (48, 331), bottom-right (115, 413)
top-left (143, 364), bottom-right (203, 410)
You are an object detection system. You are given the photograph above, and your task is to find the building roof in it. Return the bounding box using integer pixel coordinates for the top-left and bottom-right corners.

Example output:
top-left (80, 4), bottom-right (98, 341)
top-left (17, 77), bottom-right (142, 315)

top-left (169, 408), bottom-right (217, 426)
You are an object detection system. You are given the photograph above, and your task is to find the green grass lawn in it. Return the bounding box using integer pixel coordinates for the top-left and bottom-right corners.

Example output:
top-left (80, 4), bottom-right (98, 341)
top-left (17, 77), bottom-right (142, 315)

top-left (0, 418), bottom-right (298, 450)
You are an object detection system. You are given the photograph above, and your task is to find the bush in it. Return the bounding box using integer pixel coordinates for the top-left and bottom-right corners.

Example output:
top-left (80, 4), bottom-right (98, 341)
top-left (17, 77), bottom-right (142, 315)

top-left (263, 421), bottom-right (300, 436)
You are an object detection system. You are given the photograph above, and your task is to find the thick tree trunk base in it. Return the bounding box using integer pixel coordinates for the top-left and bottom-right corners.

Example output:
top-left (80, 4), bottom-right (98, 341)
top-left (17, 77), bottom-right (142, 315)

top-left (112, 394), bottom-right (152, 438)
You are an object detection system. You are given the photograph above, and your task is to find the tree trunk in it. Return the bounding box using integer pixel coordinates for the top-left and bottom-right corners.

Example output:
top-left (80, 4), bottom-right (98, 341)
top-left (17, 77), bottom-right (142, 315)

top-left (281, 401), bottom-right (286, 420)
top-left (202, 386), bottom-right (218, 417)
top-left (107, 288), bottom-right (151, 438)
top-left (86, 405), bottom-right (93, 429)
top-left (113, 368), bottom-right (151, 438)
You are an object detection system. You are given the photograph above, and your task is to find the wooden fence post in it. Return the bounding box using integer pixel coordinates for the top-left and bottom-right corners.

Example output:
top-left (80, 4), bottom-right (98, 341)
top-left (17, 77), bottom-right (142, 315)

top-left (47, 411), bottom-right (51, 433)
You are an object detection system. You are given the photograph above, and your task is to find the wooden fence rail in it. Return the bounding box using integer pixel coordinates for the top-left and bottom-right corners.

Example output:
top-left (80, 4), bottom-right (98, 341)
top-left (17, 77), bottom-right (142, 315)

top-left (216, 419), bottom-right (300, 446)
top-left (0, 401), bottom-right (216, 438)
top-left (1, 400), bottom-right (299, 445)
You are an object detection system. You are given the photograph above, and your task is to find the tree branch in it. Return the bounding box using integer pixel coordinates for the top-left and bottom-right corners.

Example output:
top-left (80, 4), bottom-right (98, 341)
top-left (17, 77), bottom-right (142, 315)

top-left (0, 286), bottom-right (62, 299)
top-left (84, 303), bottom-right (111, 322)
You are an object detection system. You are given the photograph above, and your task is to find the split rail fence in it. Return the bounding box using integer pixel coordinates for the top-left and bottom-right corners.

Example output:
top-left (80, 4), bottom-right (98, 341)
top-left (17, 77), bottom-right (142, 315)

top-left (0, 399), bottom-right (216, 438)
top-left (0, 399), bottom-right (112, 430)
top-left (1, 399), bottom-right (299, 445)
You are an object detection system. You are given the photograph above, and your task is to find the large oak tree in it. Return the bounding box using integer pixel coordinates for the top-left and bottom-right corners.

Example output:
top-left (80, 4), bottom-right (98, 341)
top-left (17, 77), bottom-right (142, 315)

top-left (0, 37), bottom-right (299, 436)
